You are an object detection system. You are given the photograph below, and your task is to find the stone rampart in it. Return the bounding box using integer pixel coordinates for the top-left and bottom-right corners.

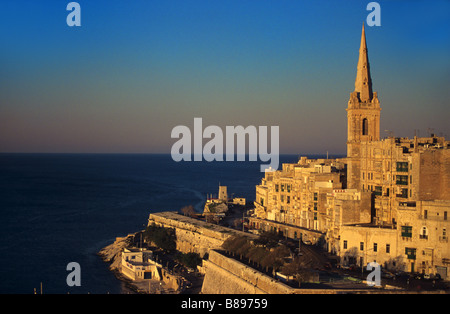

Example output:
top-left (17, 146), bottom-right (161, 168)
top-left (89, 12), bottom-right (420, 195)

top-left (148, 211), bottom-right (254, 257)
top-left (201, 250), bottom-right (294, 294)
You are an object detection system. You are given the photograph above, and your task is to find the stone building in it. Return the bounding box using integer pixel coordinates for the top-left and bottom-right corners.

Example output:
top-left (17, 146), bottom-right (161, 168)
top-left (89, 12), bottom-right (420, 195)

top-left (250, 24), bottom-right (450, 279)
top-left (121, 248), bottom-right (162, 281)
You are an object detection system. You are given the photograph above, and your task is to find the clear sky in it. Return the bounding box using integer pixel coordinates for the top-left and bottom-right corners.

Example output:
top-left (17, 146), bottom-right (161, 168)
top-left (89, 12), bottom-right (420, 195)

top-left (1, 0), bottom-right (449, 154)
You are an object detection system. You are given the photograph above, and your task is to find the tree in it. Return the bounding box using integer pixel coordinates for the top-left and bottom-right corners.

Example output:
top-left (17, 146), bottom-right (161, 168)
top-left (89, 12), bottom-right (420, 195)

top-left (177, 252), bottom-right (202, 269)
top-left (221, 235), bottom-right (291, 274)
top-left (180, 205), bottom-right (195, 217)
top-left (247, 246), bottom-right (266, 267)
top-left (261, 245), bottom-right (290, 274)
top-left (143, 223), bottom-right (176, 252)
top-left (254, 231), bottom-right (282, 249)
top-left (282, 257), bottom-right (304, 277)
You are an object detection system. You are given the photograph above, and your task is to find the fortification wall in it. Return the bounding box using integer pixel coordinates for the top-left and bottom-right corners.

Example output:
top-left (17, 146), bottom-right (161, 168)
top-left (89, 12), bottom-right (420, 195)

top-left (146, 212), bottom-right (419, 294)
top-left (148, 211), bottom-right (253, 257)
top-left (201, 250), bottom-right (294, 294)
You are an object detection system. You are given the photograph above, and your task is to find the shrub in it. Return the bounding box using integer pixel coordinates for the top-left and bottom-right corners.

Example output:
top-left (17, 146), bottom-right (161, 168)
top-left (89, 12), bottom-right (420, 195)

top-left (143, 223), bottom-right (176, 252)
top-left (177, 252), bottom-right (202, 269)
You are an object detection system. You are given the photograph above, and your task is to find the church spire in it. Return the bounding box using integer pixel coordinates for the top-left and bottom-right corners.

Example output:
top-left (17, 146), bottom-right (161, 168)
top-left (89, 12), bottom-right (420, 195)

top-left (354, 23), bottom-right (373, 102)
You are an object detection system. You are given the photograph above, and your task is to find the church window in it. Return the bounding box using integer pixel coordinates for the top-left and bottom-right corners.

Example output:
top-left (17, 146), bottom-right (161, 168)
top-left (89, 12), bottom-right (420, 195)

top-left (362, 118), bottom-right (368, 135)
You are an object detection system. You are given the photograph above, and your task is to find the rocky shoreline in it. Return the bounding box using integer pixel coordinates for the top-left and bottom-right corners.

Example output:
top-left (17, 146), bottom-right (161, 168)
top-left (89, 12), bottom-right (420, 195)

top-left (97, 233), bottom-right (153, 294)
top-left (97, 232), bottom-right (187, 294)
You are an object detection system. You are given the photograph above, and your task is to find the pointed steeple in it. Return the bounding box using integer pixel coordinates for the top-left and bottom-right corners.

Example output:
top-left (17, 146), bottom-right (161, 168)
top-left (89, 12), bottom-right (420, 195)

top-left (354, 23), bottom-right (373, 102)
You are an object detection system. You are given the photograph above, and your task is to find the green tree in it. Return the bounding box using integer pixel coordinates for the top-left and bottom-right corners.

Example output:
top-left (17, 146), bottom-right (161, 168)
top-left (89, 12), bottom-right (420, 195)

top-left (143, 223), bottom-right (176, 252)
top-left (177, 252), bottom-right (202, 269)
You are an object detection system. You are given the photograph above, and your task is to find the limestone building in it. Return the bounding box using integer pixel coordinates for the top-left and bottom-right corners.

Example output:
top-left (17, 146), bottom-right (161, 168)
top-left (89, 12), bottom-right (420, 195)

top-left (250, 24), bottom-right (450, 279)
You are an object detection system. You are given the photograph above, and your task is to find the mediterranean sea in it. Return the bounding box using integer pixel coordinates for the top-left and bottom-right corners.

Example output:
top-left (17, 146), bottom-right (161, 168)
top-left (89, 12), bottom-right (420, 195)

top-left (0, 153), bottom-right (327, 294)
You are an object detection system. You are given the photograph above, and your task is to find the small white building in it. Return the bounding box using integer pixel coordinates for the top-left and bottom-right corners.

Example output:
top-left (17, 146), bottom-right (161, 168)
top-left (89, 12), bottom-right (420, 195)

top-left (121, 248), bottom-right (162, 281)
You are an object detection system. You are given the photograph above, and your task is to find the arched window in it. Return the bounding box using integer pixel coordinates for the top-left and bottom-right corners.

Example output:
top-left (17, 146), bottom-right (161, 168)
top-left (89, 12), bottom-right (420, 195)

top-left (362, 118), bottom-right (368, 136)
top-left (420, 227), bottom-right (428, 240)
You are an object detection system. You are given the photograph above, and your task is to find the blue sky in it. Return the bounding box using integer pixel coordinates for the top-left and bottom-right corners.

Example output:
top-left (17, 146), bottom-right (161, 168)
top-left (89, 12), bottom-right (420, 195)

top-left (0, 0), bottom-right (449, 154)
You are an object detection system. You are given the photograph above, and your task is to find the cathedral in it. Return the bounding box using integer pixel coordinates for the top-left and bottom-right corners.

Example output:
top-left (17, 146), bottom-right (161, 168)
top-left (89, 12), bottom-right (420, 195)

top-left (250, 25), bottom-right (450, 279)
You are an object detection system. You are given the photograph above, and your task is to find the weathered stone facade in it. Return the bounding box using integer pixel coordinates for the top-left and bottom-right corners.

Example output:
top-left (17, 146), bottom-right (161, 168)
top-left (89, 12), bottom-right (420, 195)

top-left (251, 25), bottom-right (450, 279)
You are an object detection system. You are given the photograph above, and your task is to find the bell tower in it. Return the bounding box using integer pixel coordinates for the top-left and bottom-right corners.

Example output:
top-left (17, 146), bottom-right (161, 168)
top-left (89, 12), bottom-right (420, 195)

top-left (346, 24), bottom-right (381, 189)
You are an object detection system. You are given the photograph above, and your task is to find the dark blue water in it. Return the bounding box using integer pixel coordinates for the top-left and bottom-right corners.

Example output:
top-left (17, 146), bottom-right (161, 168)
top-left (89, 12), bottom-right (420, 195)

top-left (0, 153), bottom-right (310, 294)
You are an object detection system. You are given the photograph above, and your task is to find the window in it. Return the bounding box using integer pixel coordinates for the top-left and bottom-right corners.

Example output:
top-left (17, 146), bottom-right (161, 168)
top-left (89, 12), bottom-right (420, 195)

top-left (405, 248), bottom-right (416, 260)
top-left (362, 118), bottom-right (368, 136)
top-left (360, 242), bottom-right (364, 251)
top-left (401, 226), bottom-right (412, 238)
top-left (400, 188), bottom-right (408, 198)
top-left (424, 210), bottom-right (428, 219)
top-left (373, 243), bottom-right (378, 252)
top-left (374, 186), bottom-right (382, 196)
top-left (343, 240), bottom-right (348, 249)
top-left (420, 227), bottom-right (428, 240)
top-left (396, 175), bottom-right (408, 185)
top-left (445, 211), bottom-right (448, 221)
top-left (396, 162), bottom-right (409, 172)
top-left (386, 244), bottom-right (390, 254)
top-left (275, 184), bottom-right (279, 192)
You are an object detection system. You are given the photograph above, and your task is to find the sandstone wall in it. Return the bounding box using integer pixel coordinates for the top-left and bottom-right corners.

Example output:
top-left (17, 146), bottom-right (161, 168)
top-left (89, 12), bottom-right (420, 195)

top-left (201, 250), bottom-right (294, 294)
top-left (148, 212), bottom-right (254, 257)
top-left (418, 150), bottom-right (450, 200)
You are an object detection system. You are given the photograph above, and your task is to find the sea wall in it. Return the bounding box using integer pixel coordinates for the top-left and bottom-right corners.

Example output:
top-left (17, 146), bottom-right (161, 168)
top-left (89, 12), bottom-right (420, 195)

top-left (201, 250), bottom-right (294, 294)
top-left (148, 211), bottom-right (254, 257)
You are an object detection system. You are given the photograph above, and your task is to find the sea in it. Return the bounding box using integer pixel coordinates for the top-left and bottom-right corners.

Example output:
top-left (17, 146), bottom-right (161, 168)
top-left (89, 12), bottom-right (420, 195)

top-left (0, 153), bottom-right (325, 294)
